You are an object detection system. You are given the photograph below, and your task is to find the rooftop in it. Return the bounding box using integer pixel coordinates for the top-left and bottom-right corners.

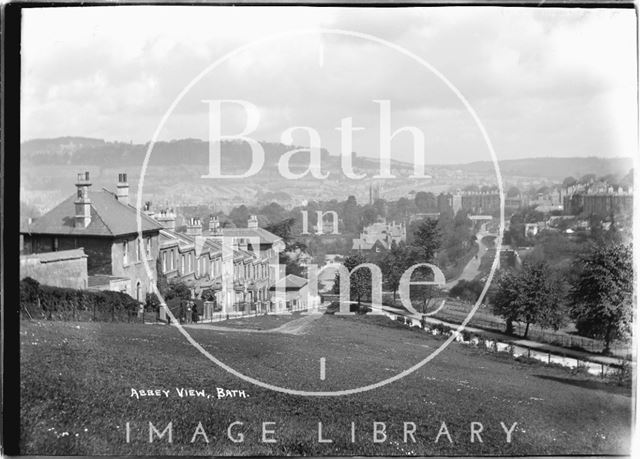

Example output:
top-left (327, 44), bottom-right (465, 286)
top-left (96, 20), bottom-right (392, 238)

top-left (21, 188), bottom-right (163, 237)
top-left (270, 274), bottom-right (308, 291)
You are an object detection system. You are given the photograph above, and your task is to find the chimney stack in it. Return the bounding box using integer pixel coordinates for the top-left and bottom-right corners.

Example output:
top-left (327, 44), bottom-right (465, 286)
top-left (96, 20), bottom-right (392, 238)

top-left (248, 215), bottom-right (259, 229)
top-left (209, 215), bottom-right (221, 235)
top-left (155, 209), bottom-right (176, 231)
top-left (74, 171), bottom-right (92, 228)
top-left (116, 173), bottom-right (129, 205)
top-left (186, 217), bottom-right (202, 236)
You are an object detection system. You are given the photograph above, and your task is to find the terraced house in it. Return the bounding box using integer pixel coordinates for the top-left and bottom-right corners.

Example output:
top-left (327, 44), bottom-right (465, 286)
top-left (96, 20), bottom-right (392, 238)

top-left (21, 172), bottom-right (162, 301)
top-left (154, 213), bottom-right (284, 315)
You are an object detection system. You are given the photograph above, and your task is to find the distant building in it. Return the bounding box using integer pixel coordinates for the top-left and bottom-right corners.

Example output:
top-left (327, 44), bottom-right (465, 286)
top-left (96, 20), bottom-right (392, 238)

top-left (20, 248), bottom-right (88, 290)
top-left (459, 190), bottom-right (501, 214)
top-left (21, 172), bottom-right (162, 301)
top-left (352, 218), bottom-right (406, 253)
top-left (563, 184), bottom-right (633, 217)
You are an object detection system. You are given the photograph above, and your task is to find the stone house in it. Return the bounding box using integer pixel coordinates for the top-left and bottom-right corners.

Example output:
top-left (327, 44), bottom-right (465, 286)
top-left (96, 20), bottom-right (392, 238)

top-left (20, 172), bottom-right (162, 301)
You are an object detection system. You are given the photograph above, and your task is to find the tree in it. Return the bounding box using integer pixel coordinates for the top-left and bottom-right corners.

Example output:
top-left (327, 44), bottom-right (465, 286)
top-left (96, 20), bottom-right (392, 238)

top-left (449, 279), bottom-right (484, 303)
top-left (380, 242), bottom-right (420, 301)
top-left (562, 176), bottom-right (577, 188)
top-left (492, 261), bottom-right (566, 337)
top-left (568, 242), bottom-right (633, 353)
top-left (342, 195), bottom-right (360, 234)
top-left (415, 191), bottom-right (436, 212)
top-left (164, 282), bottom-right (192, 302)
top-left (332, 253), bottom-right (371, 309)
top-left (413, 219), bottom-right (441, 262)
top-left (201, 288), bottom-right (217, 302)
top-left (506, 186), bottom-right (521, 197)
top-left (145, 292), bottom-right (161, 312)
top-left (266, 218), bottom-right (307, 275)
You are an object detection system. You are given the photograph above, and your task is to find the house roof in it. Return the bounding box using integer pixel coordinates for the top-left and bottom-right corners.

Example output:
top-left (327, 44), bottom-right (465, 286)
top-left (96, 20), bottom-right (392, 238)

top-left (159, 229), bottom-right (262, 262)
top-left (21, 188), bottom-right (163, 237)
top-left (270, 274), bottom-right (308, 291)
top-left (219, 227), bottom-right (282, 244)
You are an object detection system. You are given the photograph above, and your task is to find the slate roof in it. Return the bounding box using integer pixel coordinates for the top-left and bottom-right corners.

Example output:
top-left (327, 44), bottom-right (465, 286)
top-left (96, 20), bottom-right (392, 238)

top-left (219, 227), bottom-right (282, 244)
top-left (21, 188), bottom-right (163, 237)
top-left (270, 274), bottom-right (308, 291)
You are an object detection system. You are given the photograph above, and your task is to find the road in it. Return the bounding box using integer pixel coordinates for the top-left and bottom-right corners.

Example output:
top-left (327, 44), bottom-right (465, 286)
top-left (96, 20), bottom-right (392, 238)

top-left (444, 224), bottom-right (497, 289)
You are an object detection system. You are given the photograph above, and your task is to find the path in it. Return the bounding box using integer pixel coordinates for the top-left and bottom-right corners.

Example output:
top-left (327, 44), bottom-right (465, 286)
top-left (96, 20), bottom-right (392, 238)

top-left (181, 307), bottom-right (326, 336)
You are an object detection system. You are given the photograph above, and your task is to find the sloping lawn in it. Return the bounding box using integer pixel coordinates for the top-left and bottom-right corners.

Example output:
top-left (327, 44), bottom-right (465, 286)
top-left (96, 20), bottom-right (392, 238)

top-left (20, 316), bottom-right (632, 455)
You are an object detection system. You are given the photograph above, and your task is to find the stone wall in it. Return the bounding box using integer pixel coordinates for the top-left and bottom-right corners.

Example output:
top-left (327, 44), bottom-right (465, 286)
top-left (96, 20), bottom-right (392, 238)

top-left (20, 250), bottom-right (88, 290)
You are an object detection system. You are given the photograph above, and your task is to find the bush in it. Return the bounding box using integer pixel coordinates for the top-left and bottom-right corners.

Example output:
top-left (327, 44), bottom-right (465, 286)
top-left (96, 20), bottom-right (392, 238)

top-left (20, 277), bottom-right (140, 322)
top-left (145, 292), bottom-right (161, 312)
top-left (610, 360), bottom-right (632, 387)
top-left (449, 279), bottom-right (484, 303)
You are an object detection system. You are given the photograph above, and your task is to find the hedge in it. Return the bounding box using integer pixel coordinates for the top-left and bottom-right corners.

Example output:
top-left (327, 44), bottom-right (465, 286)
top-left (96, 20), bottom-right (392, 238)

top-left (20, 277), bottom-right (141, 322)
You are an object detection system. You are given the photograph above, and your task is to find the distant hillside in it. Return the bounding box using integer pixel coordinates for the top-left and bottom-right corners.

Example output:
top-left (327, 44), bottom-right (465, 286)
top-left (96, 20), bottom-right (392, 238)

top-left (20, 137), bottom-right (412, 174)
top-left (20, 137), bottom-right (634, 212)
top-left (455, 157), bottom-right (634, 180)
top-left (22, 137), bottom-right (633, 180)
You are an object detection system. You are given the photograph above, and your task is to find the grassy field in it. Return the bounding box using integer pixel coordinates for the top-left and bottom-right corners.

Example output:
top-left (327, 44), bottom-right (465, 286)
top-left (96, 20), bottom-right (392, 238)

top-left (20, 314), bottom-right (632, 455)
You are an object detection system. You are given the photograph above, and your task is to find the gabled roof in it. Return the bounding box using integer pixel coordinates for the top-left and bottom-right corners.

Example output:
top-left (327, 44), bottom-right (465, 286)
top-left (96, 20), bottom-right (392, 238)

top-left (21, 189), bottom-right (162, 237)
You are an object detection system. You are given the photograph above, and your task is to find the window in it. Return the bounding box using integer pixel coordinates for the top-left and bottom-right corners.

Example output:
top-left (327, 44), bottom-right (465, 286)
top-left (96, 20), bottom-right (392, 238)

top-left (162, 251), bottom-right (167, 272)
top-left (136, 238), bottom-right (141, 262)
top-left (145, 237), bottom-right (151, 258)
top-left (123, 241), bottom-right (129, 264)
top-left (181, 254), bottom-right (185, 274)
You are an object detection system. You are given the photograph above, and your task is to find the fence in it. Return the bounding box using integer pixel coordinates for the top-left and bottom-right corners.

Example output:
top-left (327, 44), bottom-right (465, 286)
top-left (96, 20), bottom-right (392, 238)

top-left (431, 306), bottom-right (631, 357)
top-left (383, 311), bottom-right (629, 379)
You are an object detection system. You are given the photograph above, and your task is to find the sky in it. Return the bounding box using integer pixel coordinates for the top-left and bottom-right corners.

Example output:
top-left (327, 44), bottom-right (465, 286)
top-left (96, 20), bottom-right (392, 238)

top-left (21, 6), bottom-right (638, 165)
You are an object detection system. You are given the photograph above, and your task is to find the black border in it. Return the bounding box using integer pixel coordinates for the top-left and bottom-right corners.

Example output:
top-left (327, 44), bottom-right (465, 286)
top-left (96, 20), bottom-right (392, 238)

top-left (1, 0), bottom-right (637, 457)
top-left (2, 1), bottom-right (22, 456)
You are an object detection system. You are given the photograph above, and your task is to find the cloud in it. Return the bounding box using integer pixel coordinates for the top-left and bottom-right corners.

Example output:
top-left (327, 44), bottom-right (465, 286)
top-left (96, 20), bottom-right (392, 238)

top-left (20, 6), bottom-right (637, 164)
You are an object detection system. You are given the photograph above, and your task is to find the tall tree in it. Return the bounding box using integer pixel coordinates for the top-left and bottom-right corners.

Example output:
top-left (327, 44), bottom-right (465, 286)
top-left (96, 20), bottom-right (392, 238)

top-left (413, 219), bottom-right (441, 262)
top-left (332, 253), bottom-right (372, 308)
top-left (569, 242), bottom-right (633, 353)
top-left (492, 261), bottom-right (566, 337)
top-left (380, 241), bottom-right (420, 301)
top-left (265, 218), bottom-right (307, 275)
